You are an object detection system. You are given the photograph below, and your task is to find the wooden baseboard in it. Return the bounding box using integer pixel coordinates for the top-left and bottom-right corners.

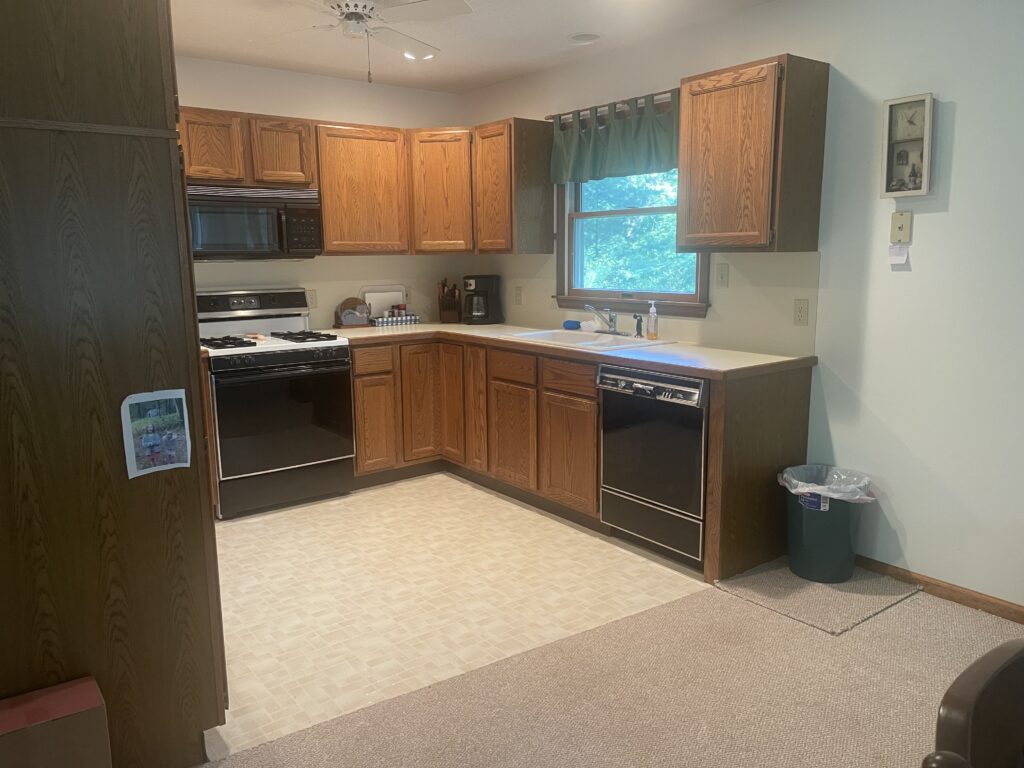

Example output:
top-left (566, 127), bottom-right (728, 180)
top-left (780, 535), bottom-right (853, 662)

top-left (856, 555), bottom-right (1024, 625)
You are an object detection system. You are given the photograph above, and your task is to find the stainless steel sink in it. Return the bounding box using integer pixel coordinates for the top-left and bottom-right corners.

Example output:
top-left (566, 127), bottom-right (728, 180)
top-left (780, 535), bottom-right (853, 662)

top-left (509, 329), bottom-right (668, 350)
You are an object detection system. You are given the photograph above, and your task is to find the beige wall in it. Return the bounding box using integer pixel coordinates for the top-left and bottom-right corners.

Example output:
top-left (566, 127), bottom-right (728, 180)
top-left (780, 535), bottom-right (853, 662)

top-left (463, 0), bottom-right (1024, 604)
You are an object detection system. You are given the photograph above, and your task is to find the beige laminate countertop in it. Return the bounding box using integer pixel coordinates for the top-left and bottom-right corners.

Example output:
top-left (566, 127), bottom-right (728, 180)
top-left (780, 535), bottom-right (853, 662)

top-left (324, 323), bottom-right (816, 381)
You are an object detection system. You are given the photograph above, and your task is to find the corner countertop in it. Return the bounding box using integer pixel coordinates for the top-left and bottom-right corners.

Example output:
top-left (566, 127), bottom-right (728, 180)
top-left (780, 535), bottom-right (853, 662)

top-left (323, 323), bottom-right (816, 381)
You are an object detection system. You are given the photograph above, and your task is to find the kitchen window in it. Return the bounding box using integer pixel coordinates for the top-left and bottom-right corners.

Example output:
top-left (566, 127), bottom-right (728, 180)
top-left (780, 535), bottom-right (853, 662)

top-left (557, 170), bottom-right (708, 317)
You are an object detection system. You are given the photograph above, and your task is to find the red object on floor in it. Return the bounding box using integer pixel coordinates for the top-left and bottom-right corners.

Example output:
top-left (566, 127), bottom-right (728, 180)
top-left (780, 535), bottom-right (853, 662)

top-left (0, 677), bottom-right (112, 768)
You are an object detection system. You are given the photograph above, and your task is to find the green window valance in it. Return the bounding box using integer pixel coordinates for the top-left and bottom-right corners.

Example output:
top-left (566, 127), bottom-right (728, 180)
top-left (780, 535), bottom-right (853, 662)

top-left (550, 90), bottom-right (679, 184)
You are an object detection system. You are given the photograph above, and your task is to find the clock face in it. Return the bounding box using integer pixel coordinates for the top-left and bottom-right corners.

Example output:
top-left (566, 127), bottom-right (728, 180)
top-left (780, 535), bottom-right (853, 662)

top-left (891, 101), bottom-right (926, 142)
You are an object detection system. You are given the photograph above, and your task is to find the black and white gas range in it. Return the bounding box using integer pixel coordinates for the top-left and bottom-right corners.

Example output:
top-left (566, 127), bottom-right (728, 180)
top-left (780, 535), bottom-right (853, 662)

top-left (198, 288), bottom-right (354, 519)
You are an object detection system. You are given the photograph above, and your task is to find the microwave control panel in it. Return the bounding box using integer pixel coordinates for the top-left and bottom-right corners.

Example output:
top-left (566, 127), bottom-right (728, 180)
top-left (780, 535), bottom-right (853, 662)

top-left (286, 208), bottom-right (323, 253)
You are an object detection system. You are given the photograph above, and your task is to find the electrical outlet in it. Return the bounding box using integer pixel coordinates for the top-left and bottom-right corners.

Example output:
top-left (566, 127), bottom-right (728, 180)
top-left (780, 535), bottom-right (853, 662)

top-left (514, 285), bottom-right (523, 306)
top-left (793, 298), bottom-right (809, 327)
top-left (306, 289), bottom-right (318, 309)
top-left (715, 262), bottom-right (730, 288)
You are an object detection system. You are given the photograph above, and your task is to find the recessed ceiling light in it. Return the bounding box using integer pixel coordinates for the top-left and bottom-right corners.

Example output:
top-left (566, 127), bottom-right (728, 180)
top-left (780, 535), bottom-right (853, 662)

top-left (403, 51), bottom-right (417, 60)
top-left (422, 53), bottom-right (435, 60)
top-left (568, 33), bottom-right (601, 45)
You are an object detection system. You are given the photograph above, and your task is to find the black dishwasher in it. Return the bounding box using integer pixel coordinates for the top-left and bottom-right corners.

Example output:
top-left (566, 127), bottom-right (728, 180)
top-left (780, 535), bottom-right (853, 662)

top-left (598, 366), bottom-right (706, 563)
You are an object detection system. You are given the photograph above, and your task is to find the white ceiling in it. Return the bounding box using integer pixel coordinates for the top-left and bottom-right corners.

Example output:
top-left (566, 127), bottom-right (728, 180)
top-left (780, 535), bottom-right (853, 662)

top-left (171, 0), bottom-right (776, 93)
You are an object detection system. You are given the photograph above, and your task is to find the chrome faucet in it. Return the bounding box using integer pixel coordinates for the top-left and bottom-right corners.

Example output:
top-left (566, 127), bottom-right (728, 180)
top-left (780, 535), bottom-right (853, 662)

top-left (582, 305), bottom-right (624, 335)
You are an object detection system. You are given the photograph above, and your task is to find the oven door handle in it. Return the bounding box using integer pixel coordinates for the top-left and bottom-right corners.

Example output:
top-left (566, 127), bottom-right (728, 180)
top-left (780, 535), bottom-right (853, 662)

top-left (213, 363), bottom-right (350, 385)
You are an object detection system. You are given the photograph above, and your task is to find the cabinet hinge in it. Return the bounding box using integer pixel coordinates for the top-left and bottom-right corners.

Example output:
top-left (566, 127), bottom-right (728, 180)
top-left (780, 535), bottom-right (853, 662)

top-left (177, 145), bottom-right (185, 172)
top-left (768, 228), bottom-right (776, 244)
top-left (777, 64), bottom-right (785, 80)
top-left (173, 93), bottom-right (181, 123)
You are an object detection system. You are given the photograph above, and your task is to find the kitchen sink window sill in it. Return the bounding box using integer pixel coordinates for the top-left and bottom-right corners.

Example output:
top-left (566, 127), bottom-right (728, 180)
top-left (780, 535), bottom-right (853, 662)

top-left (553, 295), bottom-right (709, 319)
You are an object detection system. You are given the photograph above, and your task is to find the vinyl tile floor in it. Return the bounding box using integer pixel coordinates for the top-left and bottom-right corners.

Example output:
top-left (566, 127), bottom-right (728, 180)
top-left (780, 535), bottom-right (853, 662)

top-left (204, 473), bottom-right (707, 760)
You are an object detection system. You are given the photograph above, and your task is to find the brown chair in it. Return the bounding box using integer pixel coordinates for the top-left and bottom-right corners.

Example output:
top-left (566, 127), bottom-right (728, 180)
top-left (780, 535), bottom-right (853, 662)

top-left (921, 639), bottom-right (1024, 768)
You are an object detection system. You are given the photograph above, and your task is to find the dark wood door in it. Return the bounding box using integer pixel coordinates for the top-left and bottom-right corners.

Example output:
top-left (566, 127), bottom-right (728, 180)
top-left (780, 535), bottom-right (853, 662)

top-left (539, 391), bottom-right (599, 516)
top-left (250, 117), bottom-right (316, 185)
top-left (318, 123), bottom-right (410, 253)
top-left (488, 380), bottom-right (538, 490)
top-left (179, 106), bottom-right (246, 182)
top-left (354, 373), bottom-right (401, 473)
top-left (464, 345), bottom-right (488, 473)
top-left (400, 343), bottom-right (441, 461)
top-left (0, 3), bottom-right (225, 765)
top-left (439, 343), bottom-right (466, 463)
top-left (410, 129), bottom-right (474, 252)
top-left (678, 61), bottom-right (779, 249)
top-left (473, 120), bottom-right (513, 252)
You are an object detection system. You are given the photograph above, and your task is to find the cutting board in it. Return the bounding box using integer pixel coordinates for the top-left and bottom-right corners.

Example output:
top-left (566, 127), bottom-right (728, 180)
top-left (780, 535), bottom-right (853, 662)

top-left (362, 286), bottom-right (405, 318)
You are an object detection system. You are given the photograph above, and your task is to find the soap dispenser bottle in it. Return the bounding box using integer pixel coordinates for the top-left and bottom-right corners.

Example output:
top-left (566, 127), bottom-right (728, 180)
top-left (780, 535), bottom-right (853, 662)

top-left (646, 300), bottom-right (658, 340)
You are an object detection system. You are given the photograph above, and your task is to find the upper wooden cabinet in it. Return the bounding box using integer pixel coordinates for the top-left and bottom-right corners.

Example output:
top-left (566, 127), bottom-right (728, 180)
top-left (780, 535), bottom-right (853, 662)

top-left (180, 107), bottom-right (246, 182)
top-left (318, 123), bottom-right (410, 253)
top-left (250, 117), bottom-right (316, 185)
top-left (179, 106), bottom-right (318, 188)
top-left (677, 54), bottom-right (829, 252)
top-left (473, 118), bottom-right (554, 255)
top-left (409, 129), bottom-right (474, 253)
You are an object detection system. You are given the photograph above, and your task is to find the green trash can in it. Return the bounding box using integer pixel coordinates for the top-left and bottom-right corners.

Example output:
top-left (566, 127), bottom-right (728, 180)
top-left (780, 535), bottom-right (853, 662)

top-left (779, 465), bottom-right (875, 584)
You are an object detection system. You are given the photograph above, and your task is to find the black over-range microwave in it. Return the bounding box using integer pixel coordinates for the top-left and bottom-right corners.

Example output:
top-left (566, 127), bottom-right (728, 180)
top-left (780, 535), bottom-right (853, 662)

top-left (187, 186), bottom-right (323, 261)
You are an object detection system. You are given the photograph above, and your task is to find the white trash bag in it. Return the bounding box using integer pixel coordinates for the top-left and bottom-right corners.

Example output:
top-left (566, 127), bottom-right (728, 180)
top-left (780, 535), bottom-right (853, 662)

top-left (778, 464), bottom-right (876, 505)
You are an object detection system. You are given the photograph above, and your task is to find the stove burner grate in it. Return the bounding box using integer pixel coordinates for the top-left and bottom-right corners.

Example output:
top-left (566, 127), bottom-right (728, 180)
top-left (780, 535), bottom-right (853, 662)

top-left (201, 335), bottom-right (258, 350)
top-left (271, 331), bottom-right (337, 343)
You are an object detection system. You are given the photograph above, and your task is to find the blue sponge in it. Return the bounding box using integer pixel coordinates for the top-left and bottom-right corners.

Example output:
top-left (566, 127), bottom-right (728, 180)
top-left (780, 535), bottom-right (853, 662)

top-left (562, 320), bottom-right (582, 330)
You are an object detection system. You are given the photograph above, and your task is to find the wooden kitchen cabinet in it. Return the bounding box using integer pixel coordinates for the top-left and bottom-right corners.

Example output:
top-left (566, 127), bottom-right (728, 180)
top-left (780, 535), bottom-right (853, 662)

top-left (250, 117), bottom-right (316, 185)
top-left (439, 343), bottom-right (466, 463)
top-left (400, 343), bottom-right (442, 461)
top-left (539, 391), bottom-right (598, 517)
top-left (677, 54), bottom-right (829, 252)
top-left (409, 128), bottom-right (474, 253)
top-left (318, 123), bottom-right (410, 253)
top-left (179, 106), bottom-right (319, 187)
top-left (464, 345), bottom-right (488, 473)
top-left (353, 372), bottom-right (401, 474)
top-left (472, 118), bottom-right (554, 255)
top-left (488, 379), bottom-right (538, 490)
top-left (179, 107), bottom-right (246, 182)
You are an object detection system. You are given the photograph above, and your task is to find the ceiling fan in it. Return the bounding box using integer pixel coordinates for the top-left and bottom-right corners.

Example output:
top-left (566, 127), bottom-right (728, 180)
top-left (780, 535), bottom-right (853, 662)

top-left (287, 0), bottom-right (473, 81)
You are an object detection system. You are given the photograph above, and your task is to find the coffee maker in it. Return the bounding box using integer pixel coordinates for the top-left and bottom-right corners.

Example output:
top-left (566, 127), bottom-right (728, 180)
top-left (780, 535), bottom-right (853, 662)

top-left (462, 275), bottom-right (503, 324)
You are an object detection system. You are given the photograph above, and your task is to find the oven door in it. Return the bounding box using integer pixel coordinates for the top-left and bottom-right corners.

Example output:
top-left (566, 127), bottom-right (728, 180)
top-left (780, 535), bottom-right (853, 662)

top-left (189, 200), bottom-right (287, 260)
top-left (212, 362), bottom-right (353, 480)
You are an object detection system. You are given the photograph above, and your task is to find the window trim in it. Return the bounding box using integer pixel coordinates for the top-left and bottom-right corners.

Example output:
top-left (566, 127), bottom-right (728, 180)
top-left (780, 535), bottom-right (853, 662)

top-left (554, 183), bottom-right (709, 318)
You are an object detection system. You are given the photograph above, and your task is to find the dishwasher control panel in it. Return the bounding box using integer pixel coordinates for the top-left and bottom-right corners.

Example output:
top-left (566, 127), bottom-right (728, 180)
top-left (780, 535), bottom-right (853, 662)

top-left (596, 366), bottom-right (704, 407)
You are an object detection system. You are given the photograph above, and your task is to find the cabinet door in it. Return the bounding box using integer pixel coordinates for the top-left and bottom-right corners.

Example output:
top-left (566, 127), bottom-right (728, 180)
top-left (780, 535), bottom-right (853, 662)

top-left (353, 373), bottom-right (400, 473)
top-left (180, 107), bottom-right (245, 181)
top-left (410, 129), bottom-right (473, 252)
top-left (539, 392), bottom-right (598, 517)
top-left (678, 61), bottom-right (779, 249)
top-left (318, 123), bottom-right (410, 252)
top-left (488, 380), bottom-right (537, 490)
top-left (251, 117), bottom-right (315, 185)
top-left (464, 345), bottom-right (488, 473)
top-left (473, 120), bottom-right (513, 252)
top-left (439, 343), bottom-right (466, 463)
top-left (401, 343), bottom-right (441, 461)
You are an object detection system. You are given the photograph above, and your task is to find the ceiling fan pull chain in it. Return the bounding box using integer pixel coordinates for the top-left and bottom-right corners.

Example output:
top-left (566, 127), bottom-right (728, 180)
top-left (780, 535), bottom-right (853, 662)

top-left (366, 29), bottom-right (373, 83)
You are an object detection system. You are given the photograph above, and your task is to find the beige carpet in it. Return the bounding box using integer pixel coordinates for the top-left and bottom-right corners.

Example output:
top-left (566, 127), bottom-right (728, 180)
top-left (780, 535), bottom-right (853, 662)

top-left (206, 589), bottom-right (1023, 768)
top-left (716, 557), bottom-right (921, 635)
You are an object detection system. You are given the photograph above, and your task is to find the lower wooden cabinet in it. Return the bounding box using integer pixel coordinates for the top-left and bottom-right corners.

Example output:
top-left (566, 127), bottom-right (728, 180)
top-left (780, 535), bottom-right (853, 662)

top-left (539, 391), bottom-right (598, 517)
top-left (488, 379), bottom-right (538, 490)
top-left (354, 373), bottom-right (400, 473)
top-left (401, 343), bottom-right (442, 461)
top-left (464, 345), bottom-right (488, 473)
top-left (439, 343), bottom-right (466, 463)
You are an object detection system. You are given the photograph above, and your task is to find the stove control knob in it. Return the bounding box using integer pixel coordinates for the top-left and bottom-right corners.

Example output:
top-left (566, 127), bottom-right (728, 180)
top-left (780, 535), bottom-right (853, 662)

top-left (312, 349), bottom-right (322, 360)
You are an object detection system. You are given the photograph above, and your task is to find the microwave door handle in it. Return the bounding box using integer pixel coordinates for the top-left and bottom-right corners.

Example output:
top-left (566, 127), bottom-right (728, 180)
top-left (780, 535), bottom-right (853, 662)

top-left (277, 209), bottom-right (288, 254)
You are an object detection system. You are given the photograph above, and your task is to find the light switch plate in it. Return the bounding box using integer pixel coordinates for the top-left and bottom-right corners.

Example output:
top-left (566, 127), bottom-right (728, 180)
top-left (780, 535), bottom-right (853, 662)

top-left (891, 211), bottom-right (913, 244)
top-left (514, 286), bottom-right (523, 306)
top-left (794, 299), bottom-right (809, 327)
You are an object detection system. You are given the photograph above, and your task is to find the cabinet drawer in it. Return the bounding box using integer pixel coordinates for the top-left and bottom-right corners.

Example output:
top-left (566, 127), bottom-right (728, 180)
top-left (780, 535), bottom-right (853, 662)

top-left (353, 346), bottom-right (394, 375)
top-left (488, 348), bottom-right (536, 385)
top-left (541, 358), bottom-right (596, 398)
